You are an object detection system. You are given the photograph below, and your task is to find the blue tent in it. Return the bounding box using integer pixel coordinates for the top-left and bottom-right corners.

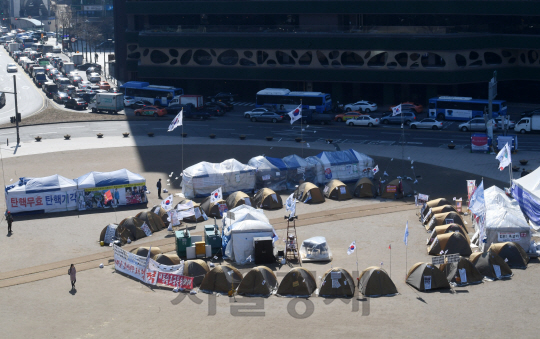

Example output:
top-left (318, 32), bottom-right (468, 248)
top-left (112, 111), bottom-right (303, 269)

top-left (6, 174), bottom-right (77, 194)
top-left (75, 169), bottom-right (146, 189)
top-left (282, 154), bottom-right (317, 189)
top-left (248, 156), bottom-right (288, 191)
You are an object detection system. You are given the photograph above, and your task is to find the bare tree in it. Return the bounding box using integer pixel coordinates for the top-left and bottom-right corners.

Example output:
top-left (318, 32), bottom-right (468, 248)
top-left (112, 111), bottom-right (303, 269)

top-left (56, 5), bottom-right (72, 47)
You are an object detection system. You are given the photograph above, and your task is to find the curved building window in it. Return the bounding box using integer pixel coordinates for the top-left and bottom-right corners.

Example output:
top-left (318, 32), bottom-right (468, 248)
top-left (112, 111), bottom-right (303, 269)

top-left (217, 50), bottom-right (239, 65)
top-left (276, 51), bottom-right (295, 66)
top-left (368, 52), bottom-right (388, 67)
top-left (421, 53), bottom-right (445, 68)
top-left (193, 50), bottom-right (212, 65)
top-left (484, 52), bottom-right (502, 65)
top-left (341, 52), bottom-right (364, 67)
top-left (150, 50), bottom-right (169, 64)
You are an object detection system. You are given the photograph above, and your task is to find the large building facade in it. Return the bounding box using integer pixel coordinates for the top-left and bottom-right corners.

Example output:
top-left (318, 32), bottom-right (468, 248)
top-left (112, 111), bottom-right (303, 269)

top-left (114, 0), bottom-right (540, 105)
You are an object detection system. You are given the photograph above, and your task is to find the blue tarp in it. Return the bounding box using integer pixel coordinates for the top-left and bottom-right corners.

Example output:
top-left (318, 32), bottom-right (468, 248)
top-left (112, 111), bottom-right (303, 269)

top-left (5, 175), bottom-right (77, 194)
top-left (265, 156), bottom-right (288, 170)
top-left (75, 169), bottom-right (146, 189)
top-left (512, 184), bottom-right (540, 226)
top-left (282, 154), bottom-right (317, 189)
top-left (316, 150), bottom-right (357, 166)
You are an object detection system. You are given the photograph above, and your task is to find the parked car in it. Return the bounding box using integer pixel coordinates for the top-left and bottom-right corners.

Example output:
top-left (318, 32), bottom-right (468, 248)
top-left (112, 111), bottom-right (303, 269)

top-left (131, 100), bottom-right (153, 109)
top-left (459, 118), bottom-right (497, 132)
top-left (410, 118), bottom-right (443, 130)
top-left (206, 101), bottom-right (233, 112)
top-left (249, 111), bottom-right (283, 123)
top-left (347, 115), bottom-right (380, 127)
top-left (391, 102), bottom-right (423, 114)
top-left (64, 97), bottom-right (88, 110)
top-left (244, 107), bottom-right (276, 118)
top-left (134, 106), bottom-right (167, 117)
top-left (76, 63), bottom-right (100, 71)
top-left (344, 100), bottom-right (378, 113)
top-left (381, 111), bottom-right (417, 125)
top-left (6, 63), bottom-right (17, 72)
top-left (52, 91), bottom-right (70, 104)
top-left (494, 117), bottom-right (516, 130)
top-left (98, 81), bottom-right (110, 90)
top-left (334, 111), bottom-right (364, 122)
top-left (205, 104), bottom-right (223, 116)
top-left (208, 92), bottom-right (237, 102)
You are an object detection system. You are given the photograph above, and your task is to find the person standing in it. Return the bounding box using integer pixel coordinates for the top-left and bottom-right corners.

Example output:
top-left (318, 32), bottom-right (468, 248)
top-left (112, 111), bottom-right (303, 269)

top-left (157, 178), bottom-right (162, 199)
top-left (69, 264), bottom-right (76, 290)
top-left (95, 52), bottom-right (99, 62)
top-left (6, 211), bottom-right (13, 233)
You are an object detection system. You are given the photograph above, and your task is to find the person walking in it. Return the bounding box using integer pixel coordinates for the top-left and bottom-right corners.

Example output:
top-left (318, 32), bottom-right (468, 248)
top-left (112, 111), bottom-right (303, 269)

top-left (157, 178), bottom-right (162, 199)
top-left (95, 52), bottom-right (99, 62)
top-left (69, 264), bottom-right (76, 290)
top-left (6, 211), bottom-right (13, 233)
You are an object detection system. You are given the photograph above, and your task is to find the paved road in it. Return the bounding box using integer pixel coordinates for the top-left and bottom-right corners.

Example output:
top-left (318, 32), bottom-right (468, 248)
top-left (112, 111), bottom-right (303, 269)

top-left (0, 48), bottom-right (45, 125)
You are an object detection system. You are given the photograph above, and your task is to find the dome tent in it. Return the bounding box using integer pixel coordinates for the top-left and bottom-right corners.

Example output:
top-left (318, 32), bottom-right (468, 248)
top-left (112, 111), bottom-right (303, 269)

top-left (282, 154), bottom-right (317, 189)
top-left (199, 264), bottom-right (243, 294)
top-left (99, 223), bottom-right (131, 245)
top-left (422, 205), bottom-right (458, 225)
top-left (439, 257), bottom-right (483, 286)
top-left (136, 210), bottom-right (166, 232)
top-left (380, 179), bottom-right (408, 199)
top-left (353, 177), bottom-right (378, 198)
top-left (183, 260), bottom-right (210, 287)
top-left (119, 217), bottom-right (147, 240)
top-left (299, 236), bottom-right (332, 262)
top-left (181, 159), bottom-right (256, 199)
top-left (201, 196), bottom-right (227, 219)
top-left (130, 247), bottom-right (162, 258)
top-left (427, 224), bottom-right (470, 246)
top-left (151, 205), bottom-right (170, 226)
top-left (323, 179), bottom-right (352, 201)
top-left (421, 198), bottom-right (451, 218)
top-left (318, 267), bottom-right (355, 298)
top-left (294, 182), bottom-right (325, 204)
top-left (406, 262), bottom-right (450, 292)
top-left (248, 156), bottom-right (288, 191)
top-left (488, 242), bottom-right (529, 269)
top-left (237, 266), bottom-right (278, 297)
top-left (176, 199), bottom-right (207, 223)
top-left (277, 267), bottom-right (317, 297)
top-left (428, 232), bottom-right (472, 256)
top-left (226, 191), bottom-right (252, 210)
top-left (470, 251), bottom-right (513, 280)
top-left (358, 266), bottom-right (398, 297)
top-left (154, 253), bottom-right (181, 265)
top-left (253, 188), bottom-right (282, 210)
top-left (426, 211), bottom-right (466, 232)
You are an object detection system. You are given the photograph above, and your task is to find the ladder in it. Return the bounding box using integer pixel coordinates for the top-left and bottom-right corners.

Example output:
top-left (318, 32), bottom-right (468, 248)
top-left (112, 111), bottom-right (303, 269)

top-left (285, 216), bottom-right (300, 263)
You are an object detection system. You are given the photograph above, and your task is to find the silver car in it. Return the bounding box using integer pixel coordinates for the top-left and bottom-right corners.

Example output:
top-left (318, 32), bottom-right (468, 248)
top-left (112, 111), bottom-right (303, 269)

top-left (459, 118), bottom-right (497, 132)
top-left (6, 63), bottom-right (17, 72)
top-left (249, 111), bottom-right (283, 123)
top-left (244, 107), bottom-right (275, 118)
top-left (410, 118), bottom-right (443, 130)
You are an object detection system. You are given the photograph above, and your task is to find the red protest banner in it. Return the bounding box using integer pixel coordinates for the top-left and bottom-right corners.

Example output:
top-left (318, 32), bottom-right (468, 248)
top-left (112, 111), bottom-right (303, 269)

top-left (157, 272), bottom-right (194, 289)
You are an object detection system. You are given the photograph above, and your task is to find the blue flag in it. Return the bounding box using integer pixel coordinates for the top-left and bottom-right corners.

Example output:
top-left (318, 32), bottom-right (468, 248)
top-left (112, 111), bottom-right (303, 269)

top-left (404, 221), bottom-right (409, 246)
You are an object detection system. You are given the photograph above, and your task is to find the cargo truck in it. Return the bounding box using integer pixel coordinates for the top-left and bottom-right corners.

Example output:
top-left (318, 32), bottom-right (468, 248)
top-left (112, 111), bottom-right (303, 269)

top-left (88, 92), bottom-right (124, 114)
top-left (169, 94), bottom-right (204, 110)
top-left (514, 115), bottom-right (540, 134)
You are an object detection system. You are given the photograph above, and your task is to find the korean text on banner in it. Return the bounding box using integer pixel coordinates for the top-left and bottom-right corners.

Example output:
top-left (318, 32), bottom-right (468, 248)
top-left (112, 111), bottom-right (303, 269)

top-left (156, 272), bottom-right (194, 289)
top-left (113, 244), bottom-right (147, 281)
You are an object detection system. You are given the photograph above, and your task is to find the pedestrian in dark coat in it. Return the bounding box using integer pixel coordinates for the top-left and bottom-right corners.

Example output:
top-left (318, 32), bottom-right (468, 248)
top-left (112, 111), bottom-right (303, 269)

top-left (157, 179), bottom-right (162, 199)
top-left (69, 264), bottom-right (76, 290)
top-left (6, 211), bottom-right (13, 233)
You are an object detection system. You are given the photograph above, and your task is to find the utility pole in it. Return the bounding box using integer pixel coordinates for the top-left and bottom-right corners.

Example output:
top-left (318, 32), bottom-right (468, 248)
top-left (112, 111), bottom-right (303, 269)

top-left (7, 75), bottom-right (21, 145)
top-left (487, 71), bottom-right (497, 148)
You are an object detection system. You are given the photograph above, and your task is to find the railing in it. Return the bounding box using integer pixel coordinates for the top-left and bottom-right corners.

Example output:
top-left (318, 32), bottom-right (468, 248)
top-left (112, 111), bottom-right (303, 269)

top-left (136, 24), bottom-right (540, 36)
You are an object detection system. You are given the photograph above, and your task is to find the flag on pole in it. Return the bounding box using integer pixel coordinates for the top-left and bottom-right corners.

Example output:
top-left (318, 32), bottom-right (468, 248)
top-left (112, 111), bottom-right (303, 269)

top-left (288, 104), bottom-right (302, 124)
top-left (103, 190), bottom-right (113, 205)
top-left (161, 194), bottom-right (174, 211)
top-left (468, 180), bottom-right (485, 215)
top-left (285, 193), bottom-right (297, 217)
top-left (210, 187), bottom-right (222, 203)
top-left (373, 165), bottom-right (379, 174)
top-left (404, 221), bottom-right (409, 246)
top-left (167, 109), bottom-right (183, 132)
top-left (496, 143), bottom-right (512, 171)
top-left (392, 104), bottom-right (402, 117)
top-left (347, 241), bottom-right (356, 255)
top-left (389, 244), bottom-right (391, 250)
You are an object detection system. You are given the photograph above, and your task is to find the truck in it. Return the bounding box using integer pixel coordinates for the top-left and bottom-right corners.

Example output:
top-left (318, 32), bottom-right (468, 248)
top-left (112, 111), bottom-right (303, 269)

top-left (169, 94), bottom-right (204, 110)
top-left (8, 42), bottom-right (19, 54)
top-left (70, 53), bottom-right (83, 66)
top-left (514, 115), bottom-right (540, 134)
top-left (31, 66), bottom-right (45, 78)
top-left (62, 62), bottom-right (75, 75)
top-left (88, 93), bottom-right (124, 114)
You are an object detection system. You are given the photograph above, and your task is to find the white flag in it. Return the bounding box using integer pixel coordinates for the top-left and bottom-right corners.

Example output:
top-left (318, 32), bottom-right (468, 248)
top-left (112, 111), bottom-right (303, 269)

top-left (469, 180), bottom-right (485, 216)
top-left (496, 143), bottom-right (512, 171)
top-left (347, 241), bottom-right (356, 255)
top-left (372, 165), bottom-right (379, 174)
top-left (161, 194), bottom-right (174, 211)
top-left (404, 221), bottom-right (409, 246)
top-left (167, 109), bottom-right (183, 132)
top-left (392, 104), bottom-right (402, 116)
top-left (288, 104), bottom-right (302, 125)
top-left (285, 193), bottom-right (296, 217)
top-left (210, 187), bottom-right (222, 203)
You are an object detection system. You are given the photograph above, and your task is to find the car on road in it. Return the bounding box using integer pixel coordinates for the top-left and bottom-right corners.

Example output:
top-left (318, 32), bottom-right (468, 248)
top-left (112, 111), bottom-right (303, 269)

top-left (130, 100), bottom-right (153, 109)
top-left (33, 73), bottom-right (47, 87)
top-left (6, 63), bottom-right (17, 72)
top-left (459, 118), bottom-right (497, 132)
top-left (47, 68), bottom-right (59, 79)
top-left (52, 45), bottom-right (61, 53)
top-left (334, 111), bottom-right (364, 122)
top-left (391, 102), bottom-right (424, 114)
top-left (410, 118), bottom-right (443, 130)
top-left (244, 107), bottom-right (275, 118)
top-left (88, 73), bottom-right (101, 83)
top-left (78, 81), bottom-right (92, 89)
top-left (77, 63), bottom-right (100, 71)
top-left (381, 111), bottom-right (417, 125)
top-left (206, 101), bottom-right (233, 113)
top-left (98, 81), bottom-right (110, 90)
top-left (52, 91), bottom-right (70, 104)
top-left (347, 115), bottom-right (380, 127)
top-left (86, 66), bottom-right (102, 75)
top-left (70, 75), bottom-right (83, 86)
top-left (494, 117), bottom-right (516, 129)
top-left (249, 111), bottom-right (283, 123)
top-left (134, 106), bottom-right (167, 117)
top-left (64, 97), bottom-right (88, 110)
top-left (124, 96), bottom-right (136, 107)
top-left (208, 92), bottom-right (236, 102)
top-left (166, 104), bottom-right (212, 120)
top-left (343, 100), bottom-right (378, 113)
top-left (42, 82), bottom-right (58, 97)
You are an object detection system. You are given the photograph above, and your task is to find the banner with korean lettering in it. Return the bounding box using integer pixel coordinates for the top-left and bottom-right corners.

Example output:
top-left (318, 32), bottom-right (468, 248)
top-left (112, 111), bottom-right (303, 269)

top-left (6, 190), bottom-right (78, 214)
top-left (156, 272), bottom-right (194, 289)
top-left (113, 244), bottom-right (147, 281)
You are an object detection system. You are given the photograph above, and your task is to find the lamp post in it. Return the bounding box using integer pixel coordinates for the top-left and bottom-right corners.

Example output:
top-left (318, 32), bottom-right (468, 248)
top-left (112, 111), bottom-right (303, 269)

top-left (6, 75), bottom-right (21, 145)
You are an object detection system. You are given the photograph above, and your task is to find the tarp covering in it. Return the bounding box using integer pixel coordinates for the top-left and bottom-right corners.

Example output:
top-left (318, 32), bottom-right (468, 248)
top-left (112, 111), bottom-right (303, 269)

top-left (181, 159), bottom-right (256, 198)
top-left (406, 262), bottom-right (450, 291)
top-left (176, 199), bottom-right (208, 223)
top-left (154, 253), bottom-right (181, 265)
top-left (119, 217), bottom-right (147, 240)
top-left (484, 186), bottom-right (533, 252)
top-left (358, 266), bottom-right (398, 297)
top-left (470, 250), bottom-right (513, 280)
top-left (253, 188), bottom-right (282, 210)
top-left (237, 266), bottom-right (278, 297)
top-left (323, 179), bottom-right (352, 201)
top-left (299, 236), bottom-right (332, 262)
top-left (75, 169), bottom-right (145, 189)
top-left (5, 175), bottom-right (78, 213)
top-left (199, 264), bottom-right (243, 294)
top-left (130, 247), bottom-right (162, 259)
top-left (512, 166), bottom-right (540, 228)
top-left (282, 154), bottom-right (317, 189)
top-left (313, 149), bottom-right (374, 184)
top-left (277, 268), bottom-right (317, 297)
top-left (319, 267), bottom-right (355, 298)
top-left (136, 211), bottom-right (166, 232)
top-left (248, 156), bottom-right (288, 191)
top-left (489, 242), bottom-right (529, 269)
top-left (439, 257), bottom-right (483, 286)
top-left (354, 177), bottom-right (378, 198)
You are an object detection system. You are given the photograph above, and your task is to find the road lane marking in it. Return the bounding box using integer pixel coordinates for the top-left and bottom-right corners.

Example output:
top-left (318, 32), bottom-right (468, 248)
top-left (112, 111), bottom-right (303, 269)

top-left (58, 126), bottom-right (86, 128)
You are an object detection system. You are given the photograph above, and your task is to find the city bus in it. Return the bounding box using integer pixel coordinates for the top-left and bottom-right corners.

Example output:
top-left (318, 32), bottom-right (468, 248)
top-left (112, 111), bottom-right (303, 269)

top-left (428, 96), bottom-right (507, 121)
top-left (256, 88), bottom-right (332, 114)
top-left (119, 81), bottom-right (184, 106)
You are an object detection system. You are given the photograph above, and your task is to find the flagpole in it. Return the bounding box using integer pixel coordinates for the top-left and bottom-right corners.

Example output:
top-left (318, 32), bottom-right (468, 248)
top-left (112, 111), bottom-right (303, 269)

top-left (355, 238), bottom-right (359, 274)
top-left (300, 99), bottom-right (303, 157)
top-left (390, 245), bottom-right (392, 279)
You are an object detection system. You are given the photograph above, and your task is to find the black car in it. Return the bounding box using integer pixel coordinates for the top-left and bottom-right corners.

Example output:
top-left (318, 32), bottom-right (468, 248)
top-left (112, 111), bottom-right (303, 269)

top-left (33, 73), bottom-right (47, 87)
top-left (205, 104), bottom-right (223, 116)
top-left (64, 98), bottom-right (88, 110)
top-left (42, 82), bottom-right (58, 97)
top-left (131, 100), bottom-right (154, 109)
top-left (208, 92), bottom-right (237, 102)
top-left (77, 63), bottom-right (100, 71)
top-left (52, 91), bottom-right (70, 104)
top-left (206, 101), bottom-right (233, 112)
top-left (520, 109), bottom-right (540, 117)
top-left (85, 66), bottom-right (102, 75)
top-left (166, 104), bottom-right (211, 120)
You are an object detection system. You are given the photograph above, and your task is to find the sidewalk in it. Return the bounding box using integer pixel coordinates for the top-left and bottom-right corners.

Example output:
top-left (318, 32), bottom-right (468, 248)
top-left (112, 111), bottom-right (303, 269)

top-left (1, 135), bottom-right (536, 183)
